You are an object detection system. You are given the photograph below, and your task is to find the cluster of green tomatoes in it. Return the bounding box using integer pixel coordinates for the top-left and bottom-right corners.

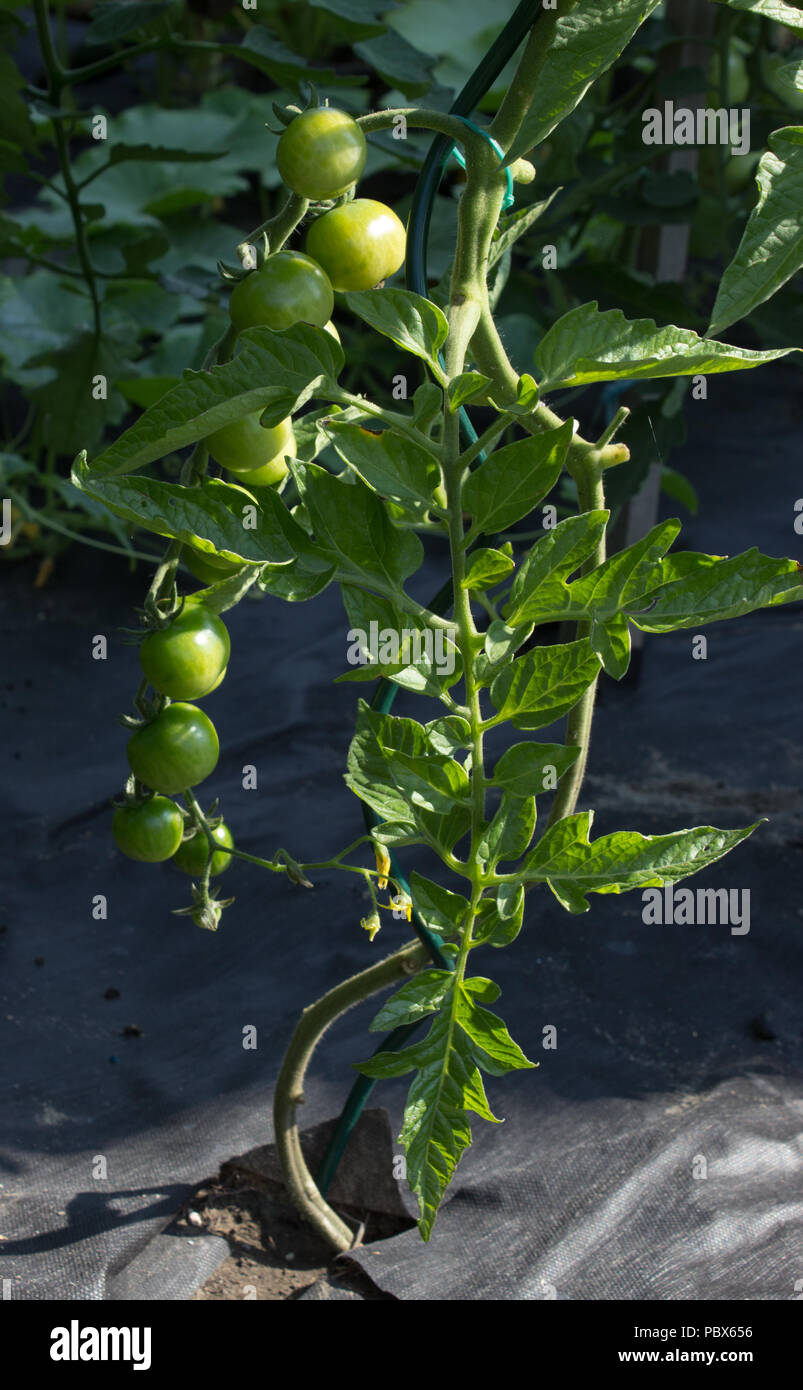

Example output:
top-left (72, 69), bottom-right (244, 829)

top-left (112, 106), bottom-right (404, 879)
top-left (112, 605), bottom-right (234, 872)
top-left (187, 104), bottom-right (405, 589)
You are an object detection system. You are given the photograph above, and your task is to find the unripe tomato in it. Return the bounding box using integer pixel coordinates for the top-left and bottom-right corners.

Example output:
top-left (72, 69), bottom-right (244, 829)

top-left (760, 51), bottom-right (803, 111)
top-left (228, 251), bottom-right (333, 333)
top-left (184, 548), bottom-right (247, 586)
top-left (139, 606), bottom-right (230, 700)
top-left (725, 150), bottom-right (760, 193)
top-left (127, 703), bottom-right (219, 795)
top-left (708, 47), bottom-right (750, 104)
top-left (306, 199), bottom-right (406, 291)
top-left (113, 796), bottom-right (184, 863)
top-left (173, 822), bottom-right (234, 877)
top-left (277, 107), bottom-right (367, 200)
top-left (207, 412), bottom-right (295, 485)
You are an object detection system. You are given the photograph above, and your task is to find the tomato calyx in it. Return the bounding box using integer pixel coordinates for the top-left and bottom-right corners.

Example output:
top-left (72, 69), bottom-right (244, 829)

top-left (172, 882), bottom-right (235, 932)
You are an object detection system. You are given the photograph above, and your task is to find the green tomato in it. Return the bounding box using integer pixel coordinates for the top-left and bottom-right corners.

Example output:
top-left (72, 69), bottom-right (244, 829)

top-left (206, 413), bottom-right (295, 483)
top-left (173, 822), bottom-right (234, 877)
top-left (306, 199), bottom-right (406, 292)
top-left (725, 150), bottom-right (760, 193)
top-left (184, 548), bottom-right (247, 586)
top-left (127, 703), bottom-right (219, 795)
top-left (277, 107), bottom-right (367, 200)
top-left (228, 251), bottom-right (334, 333)
top-left (708, 48), bottom-right (750, 105)
top-left (760, 51), bottom-right (803, 110)
top-left (113, 796), bottom-right (184, 863)
top-left (139, 606), bottom-right (230, 700)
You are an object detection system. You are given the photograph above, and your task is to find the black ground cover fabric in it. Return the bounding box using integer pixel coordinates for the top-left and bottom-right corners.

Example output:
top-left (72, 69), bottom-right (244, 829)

top-left (1, 365), bottom-right (801, 1299)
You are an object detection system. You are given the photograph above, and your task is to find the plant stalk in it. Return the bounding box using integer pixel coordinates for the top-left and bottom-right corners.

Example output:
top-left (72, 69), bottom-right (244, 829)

top-left (273, 938), bottom-right (429, 1251)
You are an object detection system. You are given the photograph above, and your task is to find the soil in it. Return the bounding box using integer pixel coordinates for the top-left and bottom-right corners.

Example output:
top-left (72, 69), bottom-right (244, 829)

top-left (170, 1110), bottom-right (415, 1299)
top-left (179, 1167), bottom-right (405, 1301)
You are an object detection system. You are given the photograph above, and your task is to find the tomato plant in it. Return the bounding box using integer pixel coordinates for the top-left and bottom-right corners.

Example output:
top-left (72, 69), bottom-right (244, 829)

top-left (305, 199), bottom-right (407, 291)
top-left (277, 107), bottom-right (367, 199)
top-left (139, 606), bottom-right (230, 700)
top-left (74, 0), bottom-right (803, 1258)
top-left (112, 796), bottom-right (184, 863)
top-left (228, 252), bottom-right (334, 333)
top-left (127, 704), bottom-right (220, 796)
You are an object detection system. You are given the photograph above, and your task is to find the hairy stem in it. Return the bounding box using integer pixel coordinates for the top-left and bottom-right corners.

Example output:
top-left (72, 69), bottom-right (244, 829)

top-left (273, 938), bottom-right (429, 1251)
top-left (545, 458), bottom-right (606, 828)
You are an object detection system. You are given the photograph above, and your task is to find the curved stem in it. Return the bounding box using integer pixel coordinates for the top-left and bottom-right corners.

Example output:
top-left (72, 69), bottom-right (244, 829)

top-left (357, 107), bottom-right (491, 159)
top-left (273, 938), bottom-right (429, 1251)
top-left (244, 192), bottom-right (309, 253)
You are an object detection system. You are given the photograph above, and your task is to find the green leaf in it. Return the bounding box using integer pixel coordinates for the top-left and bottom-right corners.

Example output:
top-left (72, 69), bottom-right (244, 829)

top-left (346, 702), bottom-right (468, 823)
top-left (484, 619), bottom-right (532, 666)
top-left (70, 469), bottom-right (296, 565)
top-left (85, 1), bottom-right (176, 44)
top-left (505, 511), bottom-right (609, 628)
top-left (233, 28), bottom-right (354, 87)
top-left (369, 970), bottom-right (454, 1033)
top-left (308, 0), bottom-right (390, 37)
top-left (343, 289), bottom-right (448, 374)
top-left (184, 564), bottom-right (261, 615)
top-left (414, 804), bottom-right (472, 859)
top-left (488, 372), bottom-right (540, 417)
top-left (408, 872), bottom-right (470, 938)
top-left (447, 372), bottom-right (492, 412)
top-left (292, 461), bottom-right (424, 590)
top-left (354, 30), bottom-right (436, 95)
top-left (412, 382), bottom-right (444, 432)
top-left (389, 750), bottom-right (470, 815)
top-left (462, 547), bottom-right (515, 590)
top-left (630, 548), bottom-right (803, 632)
top-left (489, 639), bottom-right (601, 731)
top-left (257, 557), bottom-right (336, 603)
top-left (505, 0), bottom-right (663, 166)
top-left (708, 128), bottom-right (803, 337)
top-left (339, 585), bottom-right (461, 696)
top-left (324, 420), bottom-right (440, 511)
top-left (346, 703), bottom-right (428, 827)
top-left (475, 884), bottom-right (526, 948)
top-left (534, 302), bottom-right (800, 391)
top-left (479, 793), bottom-right (536, 867)
top-left (492, 742), bottom-right (581, 797)
top-left (104, 144), bottom-right (228, 168)
top-left (0, 53), bottom-right (36, 153)
top-left (661, 466), bottom-right (698, 516)
top-left (28, 330), bottom-right (136, 455)
top-left (569, 519), bottom-right (682, 676)
top-left (82, 323), bottom-right (341, 477)
top-left (425, 715), bottom-right (471, 756)
top-left (463, 421), bottom-right (572, 537)
top-left (357, 978), bottom-right (533, 1238)
top-left (522, 811), bottom-right (761, 913)
top-left (712, 0), bottom-right (803, 36)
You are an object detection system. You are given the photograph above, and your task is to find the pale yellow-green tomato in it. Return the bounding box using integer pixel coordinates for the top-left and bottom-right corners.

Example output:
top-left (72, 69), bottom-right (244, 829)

top-left (206, 412), bottom-right (295, 485)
